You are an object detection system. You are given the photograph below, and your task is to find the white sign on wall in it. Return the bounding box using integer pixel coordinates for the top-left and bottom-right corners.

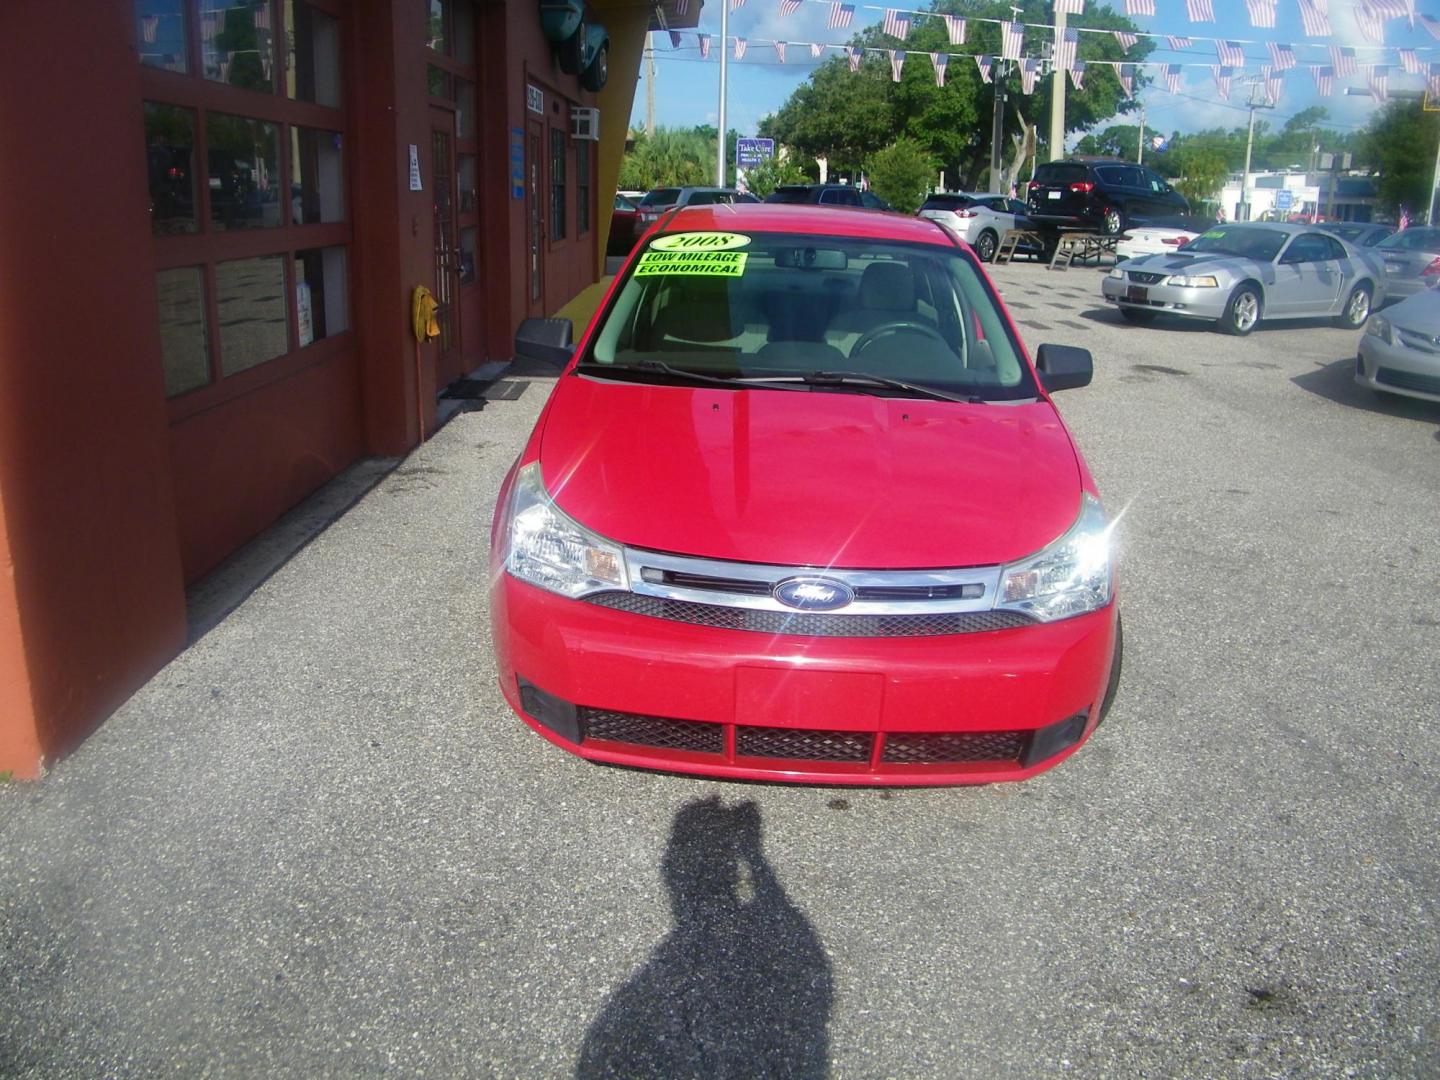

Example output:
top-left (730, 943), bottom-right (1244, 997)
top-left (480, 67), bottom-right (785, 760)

top-left (408, 144), bottom-right (422, 192)
top-left (527, 84), bottom-right (544, 114)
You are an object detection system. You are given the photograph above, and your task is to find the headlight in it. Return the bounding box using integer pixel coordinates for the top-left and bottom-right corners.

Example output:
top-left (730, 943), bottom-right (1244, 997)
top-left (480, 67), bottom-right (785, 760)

top-left (1364, 314), bottom-right (1392, 344)
top-left (502, 462), bottom-right (629, 598)
top-left (1107, 266), bottom-right (1125, 280)
top-left (995, 494), bottom-right (1113, 622)
top-left (1164, 274), bottom-right (1219, 288)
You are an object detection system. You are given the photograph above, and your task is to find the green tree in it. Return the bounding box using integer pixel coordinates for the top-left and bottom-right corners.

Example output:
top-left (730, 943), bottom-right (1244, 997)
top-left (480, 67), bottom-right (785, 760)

top-left (1363, 100), bottom-right (1440, 219)
top-left (1172, 146), bottom-right (1228, 208)
top-left (742, 154), bottom-right (812, 197)
top-left (760, 0), bottom-right (1146, 189)
top-left (866, 138), bottom-right (937, 213)
top-left (617, 127), bottom-right (713, 189)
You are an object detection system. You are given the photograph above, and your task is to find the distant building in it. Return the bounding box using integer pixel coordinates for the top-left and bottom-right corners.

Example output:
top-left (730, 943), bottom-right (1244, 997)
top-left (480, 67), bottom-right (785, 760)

top-left (1220, 170), bottom-right (1382, 223)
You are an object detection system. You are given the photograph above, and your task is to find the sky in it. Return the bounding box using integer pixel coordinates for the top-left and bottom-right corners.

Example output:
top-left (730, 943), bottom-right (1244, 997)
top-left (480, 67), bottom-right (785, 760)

top-left (628, 0), bottom-right (1439, 157)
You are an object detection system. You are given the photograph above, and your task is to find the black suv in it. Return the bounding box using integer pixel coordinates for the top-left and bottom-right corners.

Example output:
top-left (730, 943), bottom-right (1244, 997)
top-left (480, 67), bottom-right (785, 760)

top-left (1027, 159), bottom-right (1189, 236)
top-left (765, 183), bottom-right (868, 207)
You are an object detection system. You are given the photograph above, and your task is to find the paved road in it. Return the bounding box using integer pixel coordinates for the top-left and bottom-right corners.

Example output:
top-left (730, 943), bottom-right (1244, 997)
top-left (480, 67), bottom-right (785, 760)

top-left (3, 264), bottom-right (1438, 1078)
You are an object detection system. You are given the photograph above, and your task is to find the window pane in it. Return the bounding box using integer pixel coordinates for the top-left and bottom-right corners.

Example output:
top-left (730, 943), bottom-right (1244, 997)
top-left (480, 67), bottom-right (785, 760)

top-left (426, 64), bottom-right (453, 99)
top-left (550, 127), bottom-right (566, 241)
top-left (295, 247), bottom-right (348, 345)
top-left (459, 227), bottom-right (478, 285)
top-left (455, 79), bottom-right (476, 139)
top-left (206, 113), bottom-right (280, 230)
top-left (156, 268), bottom-right (211, 396)
top-left (284, 1), bottom-right (341, 107)
top-left (426, 0), bottom-right (447, 52)
top-left (453, 1), bottom-right (475, 64)
top-left (457, 154), bottom-right (477, 214)
top-left (144, 103), bottom-right (198, 236)
top-left (216, 256), bottom-right (288, 375)
top-left (577, 140), bottom-right (591, 234)
top-left (290, 128), bottom-right (345, 223)
top-left (202, 0), bottom-right (275, 92)
top-left (136, 0), bottom-right (187, 73)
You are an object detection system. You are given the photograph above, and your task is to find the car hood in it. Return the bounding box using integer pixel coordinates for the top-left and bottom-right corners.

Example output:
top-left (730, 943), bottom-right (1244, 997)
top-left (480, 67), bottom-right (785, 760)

top-left (1385, 288), bottom-right (1440, 332)
top-left (1124, 251), bottom-right (1261, 276)
top-left (538, 376), bottom-right (1083, 569)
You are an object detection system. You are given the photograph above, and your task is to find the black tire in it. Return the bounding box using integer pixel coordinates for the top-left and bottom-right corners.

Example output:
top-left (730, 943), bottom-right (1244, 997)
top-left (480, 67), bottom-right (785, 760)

top-left (1095, 614), bottom-right (1124, 727)
top-left (558, 23), bottom-right (586, 75)
top-left (1219, 284), bottom-right (1262, 336)
top-left (580, 41), bottom-right (609, 91)
top-left (1119, 307), bottom-right (1156, 324)
top-left (1101, 206), bottom-right (1125, 236)
top-left (1335, 283), bottom-right (1372, 329)
top-left (975, 230), bottom-right (998, 262)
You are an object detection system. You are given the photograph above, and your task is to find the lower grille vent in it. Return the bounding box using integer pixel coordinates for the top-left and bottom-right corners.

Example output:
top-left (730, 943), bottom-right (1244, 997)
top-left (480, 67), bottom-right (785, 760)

top-left (580, 708), bottom-right (724, 754)
top-left (736, 726), bottom-right (873, 762)
top-left (881, 730), bottom-right (1026, 764)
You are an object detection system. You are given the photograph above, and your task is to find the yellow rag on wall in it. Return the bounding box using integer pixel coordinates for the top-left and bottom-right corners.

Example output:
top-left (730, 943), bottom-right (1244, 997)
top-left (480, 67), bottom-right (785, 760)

top-left (411, 286), bottom-right (440, 344)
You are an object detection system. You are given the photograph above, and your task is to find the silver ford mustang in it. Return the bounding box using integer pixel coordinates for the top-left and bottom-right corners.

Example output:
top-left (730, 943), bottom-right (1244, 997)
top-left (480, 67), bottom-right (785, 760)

top-left (1100, 222), bottom-right (1385, 336)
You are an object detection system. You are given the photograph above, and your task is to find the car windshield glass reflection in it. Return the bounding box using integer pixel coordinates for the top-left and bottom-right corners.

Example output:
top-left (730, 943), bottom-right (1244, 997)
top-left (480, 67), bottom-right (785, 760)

top-left (1183, 227), bottom-right (1287, 262)
top-left (585, 232), bottom-right (1037, 401)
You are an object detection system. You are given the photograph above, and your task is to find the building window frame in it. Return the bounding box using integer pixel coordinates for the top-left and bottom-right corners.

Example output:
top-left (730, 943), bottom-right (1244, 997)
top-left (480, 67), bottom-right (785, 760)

top-left (576, 136), bottom-right (591, 235)
top-left (549, 125), bottom-right (567, 243)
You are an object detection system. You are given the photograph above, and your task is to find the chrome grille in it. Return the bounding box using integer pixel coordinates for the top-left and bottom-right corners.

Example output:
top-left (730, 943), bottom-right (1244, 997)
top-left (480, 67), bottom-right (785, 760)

top-left (1395, 328), bottom-right (1440, 355)
top-left (1376, 366), bottom-right (1440, 395)
top-left (881, 730), bottom-right (1026, 764)
top-left (586, 592), bottom-right (1034, 637)
top-left (736, 726), bottom-right (873, 762)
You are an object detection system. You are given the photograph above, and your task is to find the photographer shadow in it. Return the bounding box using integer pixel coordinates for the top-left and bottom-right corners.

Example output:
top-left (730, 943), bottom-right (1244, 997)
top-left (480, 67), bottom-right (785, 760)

top-left (577, 797), bottom-right (833, 1079)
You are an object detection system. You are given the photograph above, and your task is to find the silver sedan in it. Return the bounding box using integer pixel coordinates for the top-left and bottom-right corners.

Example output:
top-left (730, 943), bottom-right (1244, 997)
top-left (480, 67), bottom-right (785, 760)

top-left (1374, 226), bottom-right (1440, 303)
top-left (1356, 286), bottom-right (1440, 403)
top-left (1100, 223), bottom-right (1385, 336)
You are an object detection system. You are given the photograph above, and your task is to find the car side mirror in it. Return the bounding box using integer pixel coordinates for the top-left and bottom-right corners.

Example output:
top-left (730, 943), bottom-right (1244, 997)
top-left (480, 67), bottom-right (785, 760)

top-left (514, 317), bottom-right (574, 366)
top-left (1035, 343), bottom-right (1093, 393)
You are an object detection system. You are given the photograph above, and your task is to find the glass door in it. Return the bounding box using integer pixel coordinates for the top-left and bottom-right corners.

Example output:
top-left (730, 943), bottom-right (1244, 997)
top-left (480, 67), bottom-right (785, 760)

top-left (430, 106), bottom-right (464, 386)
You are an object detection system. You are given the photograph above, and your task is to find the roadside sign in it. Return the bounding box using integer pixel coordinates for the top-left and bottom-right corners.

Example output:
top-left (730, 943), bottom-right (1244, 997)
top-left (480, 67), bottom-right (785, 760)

top-left (736, 137), bottom-right (775, 169)
top-left (1275, 189), bottom-right (1294, 211)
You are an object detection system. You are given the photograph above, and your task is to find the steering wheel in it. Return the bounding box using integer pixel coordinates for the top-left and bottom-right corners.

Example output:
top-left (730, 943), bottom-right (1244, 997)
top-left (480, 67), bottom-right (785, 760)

top-left (850, 320), bottom-right (952, 360)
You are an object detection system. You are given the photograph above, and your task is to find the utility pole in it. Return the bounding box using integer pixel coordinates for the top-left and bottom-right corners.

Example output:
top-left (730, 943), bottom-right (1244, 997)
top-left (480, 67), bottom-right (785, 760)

top-left (1239, 78), bottom-right (1272, 222)
top-left (989, 62), bottom-right (1008, 193)
top-left (1137, 106), bottom-right (1146, 164)
top-left (644, 33), bottom-right (655, 137)
top-left (1429, 129), bottom-right (1440, 223)
top-left (716, 2), bottom-right (728, 185)
top-left (1048, 6), bottom-right (1066, 162)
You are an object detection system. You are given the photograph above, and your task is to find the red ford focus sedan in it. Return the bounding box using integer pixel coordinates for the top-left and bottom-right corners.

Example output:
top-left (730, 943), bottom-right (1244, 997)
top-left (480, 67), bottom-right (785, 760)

top-left (490, 205), bottom-right (1121, 785)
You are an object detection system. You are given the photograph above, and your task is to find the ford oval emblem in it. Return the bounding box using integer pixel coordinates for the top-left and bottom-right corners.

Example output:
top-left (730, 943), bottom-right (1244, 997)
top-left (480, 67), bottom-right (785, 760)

top-left (773, 577), bottom-right (854, 611)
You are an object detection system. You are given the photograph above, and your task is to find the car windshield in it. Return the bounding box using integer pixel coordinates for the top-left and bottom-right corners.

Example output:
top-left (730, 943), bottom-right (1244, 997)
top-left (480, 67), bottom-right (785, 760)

top-left (921, 195), bottom-right (977, 211)
top-left (640, 188), bottom-right (680, 207)
top-left (1377, 227), bottom-right (1440, 252)
top-left (584, 231), bottom-right (1037, 401)
top-left (1034, 163), bottom-right (1088, 185)
top-left (764, 188), bottom-right (812, 204)
top-left (1182, 226), bottom-right (1288, 261)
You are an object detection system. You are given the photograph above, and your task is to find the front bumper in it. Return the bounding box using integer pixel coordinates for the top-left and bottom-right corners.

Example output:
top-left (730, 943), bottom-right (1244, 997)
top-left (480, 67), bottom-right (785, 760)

top-left (1101, 275), bottom-right (1229, 322)
top-left (491, 574), bottom-right (1119, 785)
top-left (1356, 334), bottom-right (1440, 402)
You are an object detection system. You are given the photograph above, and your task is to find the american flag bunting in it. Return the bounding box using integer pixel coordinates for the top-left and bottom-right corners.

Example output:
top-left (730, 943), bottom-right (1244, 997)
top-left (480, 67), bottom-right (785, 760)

top-left (674, 0), bottom-right (689, 14)
top-left (1353, 3), bottom-right (1385, 44)
top-left (699, 33), bottom-right (711, 58)
top-left (1245, 0), bottom-right (1277, 26)
top-left (811, 42), bottom-right (825, 57)
top-left (141, 14), bottom-right (159, 43)
top-left (1267, 42), bottom-right (1297, 69)
top-left (1309, 63), bottom-right (1334, 94)
top-left (1164, 63), bottom-right (1181, 91)
top-left (943, 15), bottom-right (966, 45)
top-left (1113, 31), bottom-right (1139, 51)
top-left (889, 49), bottom-right (904, 81)
top-left (1020, 57), bottom-right (1041, 93)
top-left (1422, 14), bottom-right (1440, 40)
top-left (976, 54), bottom-right (994, 83)
top-left (779, 0), bottom-right (802, 15)
top-left (1186, 0), bottom-right (1215, 21)
top-left (1262, 65), bottom-right (1284, 102)
top-left (828, 3), bottom-right (854, 29)
top-left (1365, 62), bottom-right (1388, 101)
top-left (1166, 35), bottom-right (1192, 49)
top-left (1125, 0), bottom-right (1155, 14)
top-left (883, 10), bottom-right (911, 40)
top-left (730, 0), bottom-right (746, 12)
top-left (218, 57), bottom-right (232, 81)
top-left (1216, 40), bottom-right (1246, 66)
top-left (1053, 0), bottom-right (1085, 13)
top-left (1212, 64), bottom-right (1233, 98)
top-left (1330, 45), bottom-right (1356, 74)
top-left (1397, 48), bottom-right (1420, 75)
top-left (734, 36), bottom-right (747, 59)
top-left (1001, 21), bottom-right (1023, 60)
top-left (1070, 60), bottom-right (1086, 89)
top-left (669, 30), bottom-right (682, 47)
top-left (253, 4), bottom-right (270, 30)
top-left (1298, 0), bottom-right (1332, 36)
top-left (1364, 0), bottom-right (1408, 16)
top-left (930, 52), bottom-right (947, 86)
top-left (773, 40), bottom-right (786, 62)
top-left (848, 46), bottom-right (863, 72)
top-left (202, 10), bottom-right (220, 41)
top-left (1055, 27), bottom-right (1079, 70)
top-left (1118, 62), bottom-right (1136, 98)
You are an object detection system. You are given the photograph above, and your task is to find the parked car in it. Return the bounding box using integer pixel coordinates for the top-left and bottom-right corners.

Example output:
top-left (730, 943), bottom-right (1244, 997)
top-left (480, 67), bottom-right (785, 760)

top-left (493, 204), bottom-right (1122, 785)
top-left (1356, 286), bottom-right (1440, 402)
top-left (1115, 216), bottom-right (1215, 260)
top-left (1100, 222), bottom-right (1383, 335)
top-left (608, 193), bottom-right (639, 256)
top-left (1321, 222), bottom-right (1394, 249)
top-left (860, 190), bottom-right (893, 211)
top-left (1374, 226), bottom-right (1440, 303)
top-left (764, 183), bottom-right (866, 207)
top-left (918, 191), bottom-right (1042, 262)
top-left (1027, 158), bottom-right (1190, 237)
top-left (634, 187), bottom-right (750, 231)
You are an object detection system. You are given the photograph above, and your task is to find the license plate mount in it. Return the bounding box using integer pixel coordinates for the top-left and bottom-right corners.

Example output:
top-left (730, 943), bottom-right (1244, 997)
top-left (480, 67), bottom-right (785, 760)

top-left (1047, 190), bottom-right (1062, 200)
top-left (1126, 285), bottom-right (1149, 302)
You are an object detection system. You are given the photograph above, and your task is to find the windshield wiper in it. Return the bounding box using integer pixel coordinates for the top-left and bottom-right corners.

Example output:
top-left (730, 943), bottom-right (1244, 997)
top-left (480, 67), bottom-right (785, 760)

top-left (575, 359), bottom-right (804, 391)
top-left (746, 370), bottom-right (984, 404)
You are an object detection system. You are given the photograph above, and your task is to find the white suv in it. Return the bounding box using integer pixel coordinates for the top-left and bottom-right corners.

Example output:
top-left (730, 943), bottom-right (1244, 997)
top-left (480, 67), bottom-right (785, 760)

top-left (918, 192), bottom-right (1036, 262)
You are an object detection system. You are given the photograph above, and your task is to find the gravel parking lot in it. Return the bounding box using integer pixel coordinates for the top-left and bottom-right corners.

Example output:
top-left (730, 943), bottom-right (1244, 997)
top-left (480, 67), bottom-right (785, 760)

top-left (2, 261), bottom-right (1437, 1078)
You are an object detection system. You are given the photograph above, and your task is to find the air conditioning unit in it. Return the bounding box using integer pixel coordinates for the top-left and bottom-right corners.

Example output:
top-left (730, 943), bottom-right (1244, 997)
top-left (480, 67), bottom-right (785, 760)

top-left (571, 107), bottom-right (600, 141)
